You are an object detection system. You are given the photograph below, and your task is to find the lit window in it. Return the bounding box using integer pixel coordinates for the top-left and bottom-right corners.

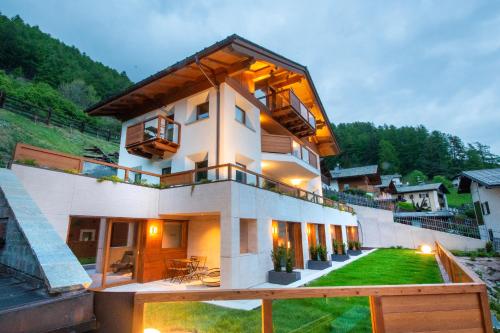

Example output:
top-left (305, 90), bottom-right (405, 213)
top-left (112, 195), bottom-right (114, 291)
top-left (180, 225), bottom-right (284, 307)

top-left (235, 106), bottom-right (246, 125)
top-left (162, 221), bottom-right (184, 249)
top-left (196, 102), bottom-right (209, 120)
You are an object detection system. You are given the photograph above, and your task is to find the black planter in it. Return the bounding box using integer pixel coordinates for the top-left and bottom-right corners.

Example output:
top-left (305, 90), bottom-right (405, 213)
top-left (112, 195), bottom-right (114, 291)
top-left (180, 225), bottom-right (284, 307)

top-left (307, 260), bottom-right (332, 270)
top-left (268, 270), bottom-right (301, 285)
top-left (331, 254), bottom-right (350, 262)
top-left (347, 250), bottom-right (362, 256)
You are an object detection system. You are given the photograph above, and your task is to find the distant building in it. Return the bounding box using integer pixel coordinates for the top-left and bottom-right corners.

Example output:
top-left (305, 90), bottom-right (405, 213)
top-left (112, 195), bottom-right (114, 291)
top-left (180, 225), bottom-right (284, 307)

top-left (458, 168), bottom-right (500, 245)
top-left (329, 165), bottom-right (381, 193)
top-left (376, 174), bottom-right (402, 198)
top-left (390, 183), bottom-right (449, 211)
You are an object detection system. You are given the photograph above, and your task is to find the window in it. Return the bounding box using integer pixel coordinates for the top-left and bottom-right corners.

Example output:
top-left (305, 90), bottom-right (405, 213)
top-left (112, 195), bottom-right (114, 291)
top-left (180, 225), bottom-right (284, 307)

top-left (195, 160), bottom-right (208, 182)
top-left (79, 229), bottom-right (96, 242)
top-left (240, 219), bottom-right (257, 254)
top-left (110, 222), bottom-right (129, 247)
top-left (162, 221), bottom-right (184, 249)
top-left (409, 194), bottom-right (414, 199)
top-left (235, 162), bottom-right (247, 184)
top-left (196, 102), bottom-right (209, 120)
top-left (235, 105), bottom-right (246, 125)
top-left (474, 201), bottom-right (484, 225)
top-left (483, 202), bottom-right (491, 215)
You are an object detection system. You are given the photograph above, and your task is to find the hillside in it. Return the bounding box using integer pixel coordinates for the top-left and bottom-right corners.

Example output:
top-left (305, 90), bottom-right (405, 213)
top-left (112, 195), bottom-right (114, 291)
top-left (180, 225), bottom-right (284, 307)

top-left (0, 109), bottom-right (118, 167)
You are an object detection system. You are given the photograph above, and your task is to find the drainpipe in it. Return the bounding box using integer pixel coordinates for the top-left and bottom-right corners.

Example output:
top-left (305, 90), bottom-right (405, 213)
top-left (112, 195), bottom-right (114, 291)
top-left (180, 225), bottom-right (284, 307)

top-left (195, 56), bottom-right (220, 178)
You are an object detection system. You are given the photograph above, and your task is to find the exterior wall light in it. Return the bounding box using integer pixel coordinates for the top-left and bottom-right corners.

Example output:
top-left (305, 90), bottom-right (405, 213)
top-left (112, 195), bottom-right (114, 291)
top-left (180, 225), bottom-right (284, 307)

top-left (290, 179), bottom-right (301, 186)
top-left (144, 329), bottom-right (161, 333)
top-left (272, 225), bottom-right (278, 235)
top-left (149, 225), bottom-right (159, 236)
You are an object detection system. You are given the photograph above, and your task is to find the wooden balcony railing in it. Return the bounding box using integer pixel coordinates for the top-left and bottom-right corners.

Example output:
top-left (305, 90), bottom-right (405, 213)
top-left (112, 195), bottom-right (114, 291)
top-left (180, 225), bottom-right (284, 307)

top-left (11, 143), bottom-right (348, 212)
top-left (258, 89), bottom-right (316, 137)
top-left (125, 115), bottom-right (181, 159)
top-left (93, 243), bottom-right (492, 333)
top-left (261, 133), bottom-right (319, 169)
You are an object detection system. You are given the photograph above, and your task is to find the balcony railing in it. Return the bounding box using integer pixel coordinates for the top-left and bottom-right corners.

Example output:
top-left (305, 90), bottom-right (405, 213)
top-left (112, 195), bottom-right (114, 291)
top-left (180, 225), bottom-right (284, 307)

top-left (125, 115), bottom-right (180, 158)
top-left (11, 143), bottom-right (350, 212)
top-left (258, 90), bottom-right (316, 137)
top-left (261, 134), bottom-right (319, 169)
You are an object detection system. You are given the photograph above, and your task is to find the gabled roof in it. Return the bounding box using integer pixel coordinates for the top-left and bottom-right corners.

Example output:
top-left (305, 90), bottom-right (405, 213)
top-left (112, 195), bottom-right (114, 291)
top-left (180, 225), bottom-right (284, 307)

top-left (330, 165), bottom-right (379, 180)
top-left (85, 34), bottom-right (340, 156)
top-left (458, 168), bottom-right (500, 193)
top-left (377, 174), bottom-right (402, 188)
top-left (394, 183), bottom-right (449, 194)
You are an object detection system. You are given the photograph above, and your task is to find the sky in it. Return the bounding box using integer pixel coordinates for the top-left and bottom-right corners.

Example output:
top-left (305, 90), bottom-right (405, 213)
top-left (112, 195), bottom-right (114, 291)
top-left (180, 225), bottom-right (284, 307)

top-left (2, 0), bottom-right (500, 153)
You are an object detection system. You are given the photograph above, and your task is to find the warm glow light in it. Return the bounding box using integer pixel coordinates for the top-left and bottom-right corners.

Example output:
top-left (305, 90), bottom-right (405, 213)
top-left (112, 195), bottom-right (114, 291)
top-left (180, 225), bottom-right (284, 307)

top-left (420, 244), bottom-right (432, 254)
top-left (272, 225), bottom-right (278, 235)
top-left (261, 161), bottom-right (269, 169)
top-left (287, 241), bottom-right (291, 249)
top-left (290, 179), bottom-right (301, 186)
top-left (306, 226), bottom-right (311, 235)
top-left (144, 329), bottom-right (160, 333)
top-left (149, 225), bottom-right (158, 236)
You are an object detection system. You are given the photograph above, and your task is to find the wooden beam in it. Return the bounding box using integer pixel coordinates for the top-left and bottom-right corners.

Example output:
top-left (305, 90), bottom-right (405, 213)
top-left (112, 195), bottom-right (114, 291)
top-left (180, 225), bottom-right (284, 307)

top-left (261, 299), bottom-right (273, 333)
top-left (270, 75), bottom-right (303, 89)
top-left (100, 219), bottom-right (113, 289)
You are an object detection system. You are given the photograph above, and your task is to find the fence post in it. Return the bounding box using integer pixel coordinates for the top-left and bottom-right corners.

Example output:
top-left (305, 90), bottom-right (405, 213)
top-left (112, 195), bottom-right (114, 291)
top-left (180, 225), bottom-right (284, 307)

top-left (261, 299), bottom-right (273, 333)
top-left (0, 90), bottom-right (5, 108)
top-left (46, 107), bottom-right (52, 125)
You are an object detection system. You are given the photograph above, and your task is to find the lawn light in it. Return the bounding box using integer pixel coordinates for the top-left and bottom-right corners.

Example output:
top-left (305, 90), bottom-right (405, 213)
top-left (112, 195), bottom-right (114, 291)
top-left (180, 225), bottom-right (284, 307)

top-left (144, 329), bottom-right (160, 333)
top-left (420, 244), bottom-right (432, 254)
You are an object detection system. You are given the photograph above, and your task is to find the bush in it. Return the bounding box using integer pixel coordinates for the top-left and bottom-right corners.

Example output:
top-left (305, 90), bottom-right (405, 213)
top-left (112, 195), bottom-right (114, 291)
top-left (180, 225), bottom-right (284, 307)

top-left (309, 245), bottom-right (319, 261)
top-left (271, 246), bottom-right (285, 272)
top-left (15, 158), bottom-right (38, 166)
top-left (97, 175), bottom-right (123, 183)
top-left (486, 241), bottom-right (494, 253)
top-left (317, 245), bottom-right (327, 261)
top-left (285, 249), bottom-right (294, 273)
top-left (397, 201), bottom-right (415, 212)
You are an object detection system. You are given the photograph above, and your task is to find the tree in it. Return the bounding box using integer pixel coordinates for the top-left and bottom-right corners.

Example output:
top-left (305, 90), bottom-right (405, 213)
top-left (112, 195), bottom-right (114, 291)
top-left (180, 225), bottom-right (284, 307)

top-left (58, 79), bottom-right (99, 108)
top-left (404, 170), bottom-right (428, 185)
top-left (378, 139), bottom-right (400, 174)
top-left (431, 175), bottom-right (452, 188)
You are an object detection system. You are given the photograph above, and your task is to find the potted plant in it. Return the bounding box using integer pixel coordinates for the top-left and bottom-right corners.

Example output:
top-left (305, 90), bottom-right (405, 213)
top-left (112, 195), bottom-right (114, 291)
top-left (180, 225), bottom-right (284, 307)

top-left (268, 246), bottom-right (301, 285)
top-left (307, 245), bottom-right (332, 270)
top-left (331, 239), bottom-right (349, 262)
top-left (347, 240), bottom-right (362, 256)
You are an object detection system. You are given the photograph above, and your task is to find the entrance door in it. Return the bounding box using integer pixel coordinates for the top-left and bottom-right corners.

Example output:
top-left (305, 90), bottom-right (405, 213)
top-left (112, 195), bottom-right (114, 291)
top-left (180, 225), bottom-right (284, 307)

top-left (272, 221), bottom-right (304, 269)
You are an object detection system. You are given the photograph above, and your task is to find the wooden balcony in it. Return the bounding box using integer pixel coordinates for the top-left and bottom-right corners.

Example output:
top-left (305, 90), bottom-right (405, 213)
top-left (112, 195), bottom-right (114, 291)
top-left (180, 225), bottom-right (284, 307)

top-left (259, 90), bottom-right (316, 137)
top-left (125, 116), bottom-right (180, 159)
top-left (261, 133), bottom-right (318, 169)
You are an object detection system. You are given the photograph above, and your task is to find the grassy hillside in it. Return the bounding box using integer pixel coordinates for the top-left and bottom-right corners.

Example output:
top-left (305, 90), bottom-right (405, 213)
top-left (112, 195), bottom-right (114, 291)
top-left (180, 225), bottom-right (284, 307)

top-left (446, 187), bottom-right (472, 208)
top-left (0, 109), bottom-right (118, 167)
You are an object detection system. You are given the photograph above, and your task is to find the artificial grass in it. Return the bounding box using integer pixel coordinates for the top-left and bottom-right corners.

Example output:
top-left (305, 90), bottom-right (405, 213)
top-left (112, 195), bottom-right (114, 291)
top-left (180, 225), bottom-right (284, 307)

top-left (0, 109), bottom-right (118, 167)
top-left (144, 249), bottom-right (442, 333)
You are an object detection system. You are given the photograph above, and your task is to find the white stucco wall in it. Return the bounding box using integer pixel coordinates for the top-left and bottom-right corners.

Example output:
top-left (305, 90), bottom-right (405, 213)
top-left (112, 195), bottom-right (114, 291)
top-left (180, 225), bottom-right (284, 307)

top-left (354, 204), bottom-right (486, 250)
top-left (471, 182), bottom-right (500, 238)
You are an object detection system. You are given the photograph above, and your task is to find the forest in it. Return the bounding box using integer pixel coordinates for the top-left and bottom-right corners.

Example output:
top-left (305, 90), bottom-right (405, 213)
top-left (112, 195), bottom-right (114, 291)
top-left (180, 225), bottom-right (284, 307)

top-left (324, 122), bottom-right (500, 179)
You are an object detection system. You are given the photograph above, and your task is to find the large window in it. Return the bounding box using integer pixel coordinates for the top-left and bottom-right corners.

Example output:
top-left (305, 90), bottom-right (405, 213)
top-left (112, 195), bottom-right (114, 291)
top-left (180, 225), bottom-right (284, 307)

top-left (110, 222), bottom-right (129, 247)
top-left (235, 105), bottom-right (246, 125)
top-left (162, 221), bottom-right (184, 249)
top-left (196, 102), bottom-right (209, 120)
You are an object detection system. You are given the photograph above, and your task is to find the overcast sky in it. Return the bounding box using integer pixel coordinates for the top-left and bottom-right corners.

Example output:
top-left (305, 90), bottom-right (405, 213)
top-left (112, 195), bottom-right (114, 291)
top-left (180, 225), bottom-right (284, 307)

top-left (2, 0), bottom-right (500, 153)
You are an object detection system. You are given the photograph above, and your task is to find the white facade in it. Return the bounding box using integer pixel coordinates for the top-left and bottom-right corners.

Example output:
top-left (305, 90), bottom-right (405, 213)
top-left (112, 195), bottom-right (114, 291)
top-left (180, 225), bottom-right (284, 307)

top-left (470, 182), bottom-right (500, 240)
top-left (11, 164), bottom-right (357, 289)
top-left (395, 190), bottom-right (448, 211)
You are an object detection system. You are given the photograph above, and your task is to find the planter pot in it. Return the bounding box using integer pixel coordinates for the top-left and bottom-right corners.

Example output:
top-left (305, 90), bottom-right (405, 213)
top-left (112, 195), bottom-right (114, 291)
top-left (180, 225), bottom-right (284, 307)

top-left (307, 260), bottom-right (332, 270)
top-left (268, 270), bottom-right (301, 285)
top-left (331, 254), bottom-right (350, 262)
top-left (347, 250), bottom-right (362, 256)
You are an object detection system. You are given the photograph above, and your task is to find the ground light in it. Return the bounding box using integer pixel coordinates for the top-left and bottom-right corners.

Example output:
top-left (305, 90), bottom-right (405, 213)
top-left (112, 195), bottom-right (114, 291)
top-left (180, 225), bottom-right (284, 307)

top-left (144, 329), bottom-right (160, 333)
top-left (419, 244), bottom-right (433, 254)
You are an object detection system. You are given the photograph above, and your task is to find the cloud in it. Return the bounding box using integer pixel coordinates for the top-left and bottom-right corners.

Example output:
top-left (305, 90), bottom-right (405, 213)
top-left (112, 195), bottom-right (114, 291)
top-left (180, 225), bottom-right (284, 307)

top-left (2, 0), bottom-right (499, 153)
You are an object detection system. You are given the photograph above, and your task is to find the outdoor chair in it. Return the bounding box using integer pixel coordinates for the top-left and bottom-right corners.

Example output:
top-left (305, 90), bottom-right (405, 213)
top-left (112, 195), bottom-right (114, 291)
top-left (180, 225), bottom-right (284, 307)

top-left (190, 255), bottom-right (208, 279)
top-left (170, 259), bottom-right (189, 283)
top-left (201, 268), bottom-right (221, 287)
top-left (110, 251), bottom-right (134, 274)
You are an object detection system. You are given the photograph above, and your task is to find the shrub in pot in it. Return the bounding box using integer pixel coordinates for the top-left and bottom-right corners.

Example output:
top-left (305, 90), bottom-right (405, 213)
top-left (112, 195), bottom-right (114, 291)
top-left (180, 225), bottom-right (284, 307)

top-left (308, 245), bottom-right (332, 270)
top-left (268, 246), bottom-right (300, 285)
top-left (347, 240), bottom-right (362, 256)
top-left (331, 239), bottom-right (349, 262)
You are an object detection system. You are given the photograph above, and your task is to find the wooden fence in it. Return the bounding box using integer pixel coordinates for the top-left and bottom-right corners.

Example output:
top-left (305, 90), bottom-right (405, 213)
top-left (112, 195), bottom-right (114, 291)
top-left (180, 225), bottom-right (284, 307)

top-left (93, 242), bottom-right (493, 333)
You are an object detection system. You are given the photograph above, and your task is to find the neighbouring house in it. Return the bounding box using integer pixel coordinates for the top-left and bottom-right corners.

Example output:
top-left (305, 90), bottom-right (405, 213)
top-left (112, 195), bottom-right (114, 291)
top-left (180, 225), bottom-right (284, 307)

top-left (4, 35), bottom-right (359, 290)
top-left (329, 164), bottom-right (381, 193)
top-left (390, 183), bottom-right (449, 211)
top-left (376, 174), bottom-right (402, 199)
top-left (458, 168), bottom-right (500, 246)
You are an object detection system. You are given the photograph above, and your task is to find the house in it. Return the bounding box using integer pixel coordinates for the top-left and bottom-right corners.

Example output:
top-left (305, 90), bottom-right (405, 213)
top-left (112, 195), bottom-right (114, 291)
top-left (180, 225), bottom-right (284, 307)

top-left (5, 35), bottom-right (359, 290)
top-left (329, 165), bottom-right (381, 193)
top-left (391, 183), bottom-right (449, 211)
top-left (376, 174), bottom-right (402, 199)
top-left (458, 168), bottom-right (500, 245)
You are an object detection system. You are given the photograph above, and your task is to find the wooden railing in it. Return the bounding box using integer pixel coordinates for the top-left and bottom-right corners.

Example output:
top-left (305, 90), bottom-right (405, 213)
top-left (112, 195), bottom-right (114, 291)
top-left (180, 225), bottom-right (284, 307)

top-left (261, 133), bottom-right (319, 169)
top-left (436, 241), bottom-right (483, 283)
top-left (160, 163), bottom-right (353, 213)
top-left (12, 143), bottom-right (162, 185)
top-left (93, 243), bottom-right (493, 333)
top-left (10, 143), bottom-right (350, 212)
top-left (125, 115), bottom-right (181, 148)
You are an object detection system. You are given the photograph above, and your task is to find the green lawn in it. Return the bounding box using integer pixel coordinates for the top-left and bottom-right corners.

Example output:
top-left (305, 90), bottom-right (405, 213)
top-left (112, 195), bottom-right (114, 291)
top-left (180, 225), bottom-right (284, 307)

top-left (0, 109), bottom-right (118, 167)
top-left (144, 249), bottom-right (442, 333)
top-left (446, 187), bottom-right (472, 208)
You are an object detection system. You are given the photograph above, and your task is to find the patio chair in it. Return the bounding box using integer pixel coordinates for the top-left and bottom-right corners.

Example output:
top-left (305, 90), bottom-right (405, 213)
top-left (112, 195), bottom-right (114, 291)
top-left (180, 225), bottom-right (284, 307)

top-left (190, 256), bottom-right (208, 279)
top-left (201, 268), bottom-right (221, 287)
top-left (170, 259), bottom-right (189, 283)
top-left (110, 251), bottom-right (134, 273)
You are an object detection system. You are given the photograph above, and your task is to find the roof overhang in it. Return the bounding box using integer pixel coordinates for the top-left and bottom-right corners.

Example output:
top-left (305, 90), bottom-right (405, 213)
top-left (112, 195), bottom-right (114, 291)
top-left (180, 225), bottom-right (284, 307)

top-left (85, 35), bottom-right (340, 156)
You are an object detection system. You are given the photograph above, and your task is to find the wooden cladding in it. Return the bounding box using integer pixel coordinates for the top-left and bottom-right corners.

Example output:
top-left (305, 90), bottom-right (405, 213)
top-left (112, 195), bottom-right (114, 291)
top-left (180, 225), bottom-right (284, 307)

top-left (126, 122), bottom-right (144, 146)
top-left (261, 134), bottom-right (292, 154)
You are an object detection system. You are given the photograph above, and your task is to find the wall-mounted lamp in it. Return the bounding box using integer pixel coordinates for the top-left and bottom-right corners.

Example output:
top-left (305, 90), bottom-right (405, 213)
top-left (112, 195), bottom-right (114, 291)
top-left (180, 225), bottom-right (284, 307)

top-left (149, 225), bottom-right (159, 236)
top-left (287, 241), bottom-right (291, 249)
top-left (290, 179), bottom-right (301, 186)
top-left (272, 225), bottom-right (278, 235)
